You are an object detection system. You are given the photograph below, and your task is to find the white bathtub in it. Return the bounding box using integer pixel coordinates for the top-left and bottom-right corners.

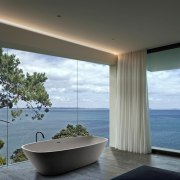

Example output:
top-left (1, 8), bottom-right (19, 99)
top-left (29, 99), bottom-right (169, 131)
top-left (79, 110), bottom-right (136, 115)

top-left (22, 136), bottom-right (108, 175)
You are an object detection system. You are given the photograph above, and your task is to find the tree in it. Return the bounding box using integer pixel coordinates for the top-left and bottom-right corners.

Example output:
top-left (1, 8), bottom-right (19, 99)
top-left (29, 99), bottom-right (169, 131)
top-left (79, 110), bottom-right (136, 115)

top-left (10, 148), bottom-right (27, 163)
top-left (0, 48), bottom-right (52, 121)
top-left (52, 124), bottom-right (90, 139)
top-left (0, 48), bottom-right (52, 165)
top-left (0, 139), bottom-right (6, 165)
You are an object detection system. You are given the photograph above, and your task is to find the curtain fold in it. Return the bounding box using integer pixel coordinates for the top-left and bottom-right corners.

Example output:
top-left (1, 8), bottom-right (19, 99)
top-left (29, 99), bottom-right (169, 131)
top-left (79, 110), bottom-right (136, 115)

top-left (112, 50), bottom-right (151, 154)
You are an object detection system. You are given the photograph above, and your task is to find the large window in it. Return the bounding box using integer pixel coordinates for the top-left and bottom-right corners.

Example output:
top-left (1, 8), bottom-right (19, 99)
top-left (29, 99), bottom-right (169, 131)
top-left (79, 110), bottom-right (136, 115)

top-left (147, 69), bottom-right (180, 150)
top-left (0, 48), bottom-right (109, 166)
top-left (78, 61), bottom-right (109, 138)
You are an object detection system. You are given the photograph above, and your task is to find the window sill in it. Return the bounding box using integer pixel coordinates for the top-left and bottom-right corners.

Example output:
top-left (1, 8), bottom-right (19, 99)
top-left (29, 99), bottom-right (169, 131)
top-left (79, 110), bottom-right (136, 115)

top-left (152, 146), bottom-right (180, 157)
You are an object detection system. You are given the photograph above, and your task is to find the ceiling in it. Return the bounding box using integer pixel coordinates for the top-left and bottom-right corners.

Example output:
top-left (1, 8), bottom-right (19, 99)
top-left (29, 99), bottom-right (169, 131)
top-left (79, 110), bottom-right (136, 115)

top-left (1, 0), bottom-right (180, 55)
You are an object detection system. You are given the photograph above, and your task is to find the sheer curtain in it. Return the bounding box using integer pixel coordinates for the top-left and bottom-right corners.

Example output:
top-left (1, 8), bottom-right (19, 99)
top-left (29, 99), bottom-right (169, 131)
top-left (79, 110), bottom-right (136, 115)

top-left (110, 50), bottom-right (151, 154)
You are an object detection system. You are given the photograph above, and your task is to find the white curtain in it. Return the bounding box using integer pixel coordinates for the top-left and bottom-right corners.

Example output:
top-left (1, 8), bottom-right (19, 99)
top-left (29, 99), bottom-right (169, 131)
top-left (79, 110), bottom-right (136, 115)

top-left (110, 50), bottom-right (151, 154)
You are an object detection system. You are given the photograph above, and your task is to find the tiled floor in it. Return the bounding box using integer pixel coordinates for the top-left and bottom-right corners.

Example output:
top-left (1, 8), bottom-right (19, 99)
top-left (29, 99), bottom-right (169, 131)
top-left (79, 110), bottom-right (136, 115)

top-left (0, 147), bottom-right (180, 180)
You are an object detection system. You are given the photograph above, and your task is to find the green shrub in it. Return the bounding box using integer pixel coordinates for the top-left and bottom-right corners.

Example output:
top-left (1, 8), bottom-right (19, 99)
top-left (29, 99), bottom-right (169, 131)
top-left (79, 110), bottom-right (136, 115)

top-left (0, 139), bottom-right (4, 149)
top-left (10, 148), bottom-right (28, 163)
top-left (0, 139), bottom-right (6, 166)
top-left (0, 156), bottom-right (6, 165)
top-left (52, 124), bottom-right (90, 139)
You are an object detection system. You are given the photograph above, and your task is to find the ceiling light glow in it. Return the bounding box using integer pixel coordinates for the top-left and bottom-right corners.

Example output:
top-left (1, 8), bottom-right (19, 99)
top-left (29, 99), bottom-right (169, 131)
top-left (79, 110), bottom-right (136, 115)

top-left (0, 19), bottom-right (116, 55)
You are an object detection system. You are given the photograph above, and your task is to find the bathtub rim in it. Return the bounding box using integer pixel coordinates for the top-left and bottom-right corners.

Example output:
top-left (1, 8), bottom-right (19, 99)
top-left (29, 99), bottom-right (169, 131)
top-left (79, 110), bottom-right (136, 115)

top-left (21, 135), bottom-right (108, 154)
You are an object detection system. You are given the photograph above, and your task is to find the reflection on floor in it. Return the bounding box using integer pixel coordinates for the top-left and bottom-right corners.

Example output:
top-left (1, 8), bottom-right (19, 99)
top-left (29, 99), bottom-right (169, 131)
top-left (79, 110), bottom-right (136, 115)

top-left (0, 147), bottom-right (180, 180)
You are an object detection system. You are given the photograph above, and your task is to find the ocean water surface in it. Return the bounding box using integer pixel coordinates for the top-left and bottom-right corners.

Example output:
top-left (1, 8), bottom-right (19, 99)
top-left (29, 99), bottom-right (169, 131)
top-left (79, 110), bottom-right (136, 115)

top-left (0, 108), bottom-right (180, 164)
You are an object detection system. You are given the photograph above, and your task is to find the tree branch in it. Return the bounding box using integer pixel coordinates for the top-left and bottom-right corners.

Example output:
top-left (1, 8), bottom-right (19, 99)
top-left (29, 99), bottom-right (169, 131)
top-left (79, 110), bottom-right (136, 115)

top-left (0, 119), bottom-right (12, 124)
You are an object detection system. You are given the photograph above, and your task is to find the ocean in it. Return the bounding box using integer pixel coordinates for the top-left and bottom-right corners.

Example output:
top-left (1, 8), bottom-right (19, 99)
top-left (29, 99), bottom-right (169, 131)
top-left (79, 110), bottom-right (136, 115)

top-left (0, 108), bottom-right (180, 164)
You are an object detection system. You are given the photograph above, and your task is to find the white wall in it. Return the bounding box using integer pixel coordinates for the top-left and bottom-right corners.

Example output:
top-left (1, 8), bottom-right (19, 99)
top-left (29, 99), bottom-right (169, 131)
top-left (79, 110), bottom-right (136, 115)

top-left (109, 64), bottom-right (117, 147)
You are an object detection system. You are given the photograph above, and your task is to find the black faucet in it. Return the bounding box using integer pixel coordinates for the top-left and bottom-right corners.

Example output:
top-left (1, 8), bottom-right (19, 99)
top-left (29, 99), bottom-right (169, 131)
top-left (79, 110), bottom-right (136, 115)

top-left (36, 132), bottom-right (45, 142)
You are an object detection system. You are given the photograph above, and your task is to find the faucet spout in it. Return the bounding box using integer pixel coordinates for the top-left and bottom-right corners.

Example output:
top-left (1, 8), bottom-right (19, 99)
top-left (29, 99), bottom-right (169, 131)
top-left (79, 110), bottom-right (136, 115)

top-left (36, 132), bottom-right (44, 142)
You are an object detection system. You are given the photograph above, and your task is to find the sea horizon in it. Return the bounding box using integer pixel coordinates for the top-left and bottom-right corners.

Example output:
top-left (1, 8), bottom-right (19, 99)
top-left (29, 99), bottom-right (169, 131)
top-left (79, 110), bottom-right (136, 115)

top-left (0, 108), bottom-right (179, 165)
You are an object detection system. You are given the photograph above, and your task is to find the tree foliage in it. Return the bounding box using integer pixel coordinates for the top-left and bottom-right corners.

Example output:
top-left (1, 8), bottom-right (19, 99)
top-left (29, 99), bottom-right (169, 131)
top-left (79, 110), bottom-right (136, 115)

top-left (10, 148), bottom-right (27, 163)
top-left (0, 139), bottom-right (6, 165)
top-left (52, 124), bottom-right (90, 139)
top-left (0, 156), bottom-right (6, 166)
top-left (0, 48), bottom-right (52, 121)
top-left (0, 139), bottom-right (4, 149)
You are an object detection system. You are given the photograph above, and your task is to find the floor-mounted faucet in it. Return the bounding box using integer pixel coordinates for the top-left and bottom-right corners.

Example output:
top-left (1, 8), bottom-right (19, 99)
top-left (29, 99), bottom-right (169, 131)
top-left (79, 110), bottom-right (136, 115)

top-left (36, 131), bottom-right (44, 142)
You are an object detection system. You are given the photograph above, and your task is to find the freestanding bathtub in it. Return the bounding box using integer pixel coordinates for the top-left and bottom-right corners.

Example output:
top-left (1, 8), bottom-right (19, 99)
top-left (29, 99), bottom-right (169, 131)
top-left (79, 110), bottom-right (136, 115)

top-left (22, 136), bottom-right (108, 175)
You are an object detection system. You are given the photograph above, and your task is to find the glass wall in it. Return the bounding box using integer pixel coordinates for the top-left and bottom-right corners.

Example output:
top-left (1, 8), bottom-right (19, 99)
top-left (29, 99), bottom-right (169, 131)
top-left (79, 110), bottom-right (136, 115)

top-left (147, 69), bottom-right (180, 150)
top-left (0, 48), bottom-right (8, 166)
top-left (78, 61), bottom-right (109, 139)
top-left (0, 47), bottom-right (109, 165)
top-left (0, 108), bottom-right (7, 166)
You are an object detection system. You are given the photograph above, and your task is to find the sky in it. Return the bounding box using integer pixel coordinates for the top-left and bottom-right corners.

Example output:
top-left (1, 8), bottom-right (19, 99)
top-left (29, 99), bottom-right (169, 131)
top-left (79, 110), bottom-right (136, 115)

top-left (147, 69), bottom-right (180, 109)
top-left (3, 48), bottom-right (109, 108)
top-left (2, 48), bottom-right (180, 109)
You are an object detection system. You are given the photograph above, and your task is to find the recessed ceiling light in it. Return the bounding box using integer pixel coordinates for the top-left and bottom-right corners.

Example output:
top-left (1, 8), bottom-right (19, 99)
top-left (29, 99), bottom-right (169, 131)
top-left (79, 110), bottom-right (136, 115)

top-left (57, 14), bottom-right (61, 18)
